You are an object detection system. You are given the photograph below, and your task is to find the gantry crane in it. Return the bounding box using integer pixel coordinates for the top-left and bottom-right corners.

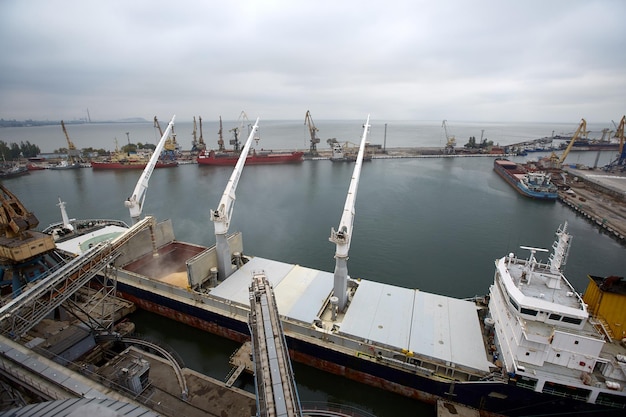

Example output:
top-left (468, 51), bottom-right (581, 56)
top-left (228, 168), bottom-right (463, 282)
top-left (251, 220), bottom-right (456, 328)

top-left (304, 110), bottom-right (320, 157)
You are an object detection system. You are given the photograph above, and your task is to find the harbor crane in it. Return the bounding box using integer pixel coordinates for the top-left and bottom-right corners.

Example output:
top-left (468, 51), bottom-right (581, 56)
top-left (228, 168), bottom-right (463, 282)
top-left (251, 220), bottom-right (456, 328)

top-left (154, 116), bottom-right (179, 156)
top-left (329, 115), bottom-right (370, 311)
top-left (60, 120), bottom-right (82, 164)
top-left (605, 115), bottom-right (626, 171)
top-left (304, 110), bottom-right (320, 157)
top-left (125, 115), bottom-right (176, 224)
top-left (543, 119), bottom-right (587, 169)
top-left (211, 117), bottom-right (260, 280)
top-left (442, 120), bottom-right (456, 154)
top-left (217, 116), bottom-right (224, 151)
top-left (229, 111), bottom-right (250, 152)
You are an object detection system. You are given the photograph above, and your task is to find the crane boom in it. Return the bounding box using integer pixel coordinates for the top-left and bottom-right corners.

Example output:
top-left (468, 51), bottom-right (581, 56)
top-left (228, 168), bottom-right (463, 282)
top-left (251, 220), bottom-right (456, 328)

top-left (211, 117), bottom-right (260, 279)
top-left (60, 121), bottom-right (79, 163)
top-left (557, 118), bottom-right (587, 165)
top-left (329, 115), bottom-right (370, 311)
top-left (124, 115), bottom-right (176, 223)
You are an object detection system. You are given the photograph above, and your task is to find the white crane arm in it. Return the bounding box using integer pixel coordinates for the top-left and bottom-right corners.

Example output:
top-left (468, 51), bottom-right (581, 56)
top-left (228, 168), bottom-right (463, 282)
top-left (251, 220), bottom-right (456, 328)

top-left (330, 115), bottom-right (370, 258)
top-left (125, 115), bottom-right (176, 223)
top-left (211, 117), bottom-right (260, 235)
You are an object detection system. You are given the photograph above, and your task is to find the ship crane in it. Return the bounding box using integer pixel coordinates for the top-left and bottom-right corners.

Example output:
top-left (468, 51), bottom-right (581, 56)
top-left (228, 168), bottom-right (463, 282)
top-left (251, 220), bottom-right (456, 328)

top-left (211, 117), bottom-right (260, 280)
top-left (60, 120), bottom-right (81, 164)
top-left (329, 115), bottom-right (370, 311)
top-left (304, 110), bottom-right (320, 156)
top-left (125, 115), bottom-right (176, 224)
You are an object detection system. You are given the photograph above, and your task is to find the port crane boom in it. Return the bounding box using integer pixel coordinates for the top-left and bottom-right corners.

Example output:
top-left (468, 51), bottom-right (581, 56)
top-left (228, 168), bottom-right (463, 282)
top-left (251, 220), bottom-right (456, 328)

top-left (557, 118), bottom-right (587, 165)
top-left (329, 115), bottom-right (370, 311)
top-left (125, 115), bottom-right (176, 223)
top-left (61, 120), bottom-right (80, 164)
top-left (212, 117), bottom-right (260, 279)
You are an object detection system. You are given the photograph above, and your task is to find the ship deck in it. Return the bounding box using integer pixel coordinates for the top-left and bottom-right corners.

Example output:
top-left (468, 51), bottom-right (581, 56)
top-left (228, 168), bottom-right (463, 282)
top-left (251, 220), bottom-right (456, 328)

top-left (166, 253), bottom-right (493, 374)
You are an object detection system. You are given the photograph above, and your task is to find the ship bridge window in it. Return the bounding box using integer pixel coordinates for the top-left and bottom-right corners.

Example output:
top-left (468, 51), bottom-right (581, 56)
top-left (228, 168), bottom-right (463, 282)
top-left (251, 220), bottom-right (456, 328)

top-left (508, 296), bottom-right (519, 311)
top-left (549, 313), bottom-right (562, 321)
top-left (520, 307), bottom-right (538, 316)
top-left (562, 316), bottom-right (582, 325)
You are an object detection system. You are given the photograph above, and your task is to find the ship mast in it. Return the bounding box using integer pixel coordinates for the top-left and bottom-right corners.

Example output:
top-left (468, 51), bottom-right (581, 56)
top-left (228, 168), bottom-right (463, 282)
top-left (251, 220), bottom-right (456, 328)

top-left (329, 115), bottom-right (370, 311)
top-left (125, 115), bottom-right (176, 223)
top-left (211, 117), bottom-right (260, 280)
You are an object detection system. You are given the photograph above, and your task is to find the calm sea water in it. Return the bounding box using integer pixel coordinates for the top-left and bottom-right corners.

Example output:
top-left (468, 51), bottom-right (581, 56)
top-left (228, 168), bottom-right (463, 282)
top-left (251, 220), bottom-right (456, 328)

top-left (3, 122), bottom-right (626, 416)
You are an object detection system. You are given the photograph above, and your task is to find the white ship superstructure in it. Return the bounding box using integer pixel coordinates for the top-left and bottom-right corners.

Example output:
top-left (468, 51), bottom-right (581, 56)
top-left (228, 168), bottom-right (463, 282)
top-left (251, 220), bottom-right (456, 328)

top-left (488, 222), bottom-right (626, 405)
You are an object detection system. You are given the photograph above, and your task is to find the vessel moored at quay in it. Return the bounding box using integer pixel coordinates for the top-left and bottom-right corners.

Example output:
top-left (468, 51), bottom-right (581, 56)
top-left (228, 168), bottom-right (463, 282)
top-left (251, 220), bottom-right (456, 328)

top-left (493, 158), bottom-right (558, 200)
top-left (29, 116), bottom-right (624, 416)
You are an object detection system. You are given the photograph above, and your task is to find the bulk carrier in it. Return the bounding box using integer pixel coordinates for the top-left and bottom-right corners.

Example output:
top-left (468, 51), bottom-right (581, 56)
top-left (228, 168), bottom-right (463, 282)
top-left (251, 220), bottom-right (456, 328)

top-left (40, 116), bottom-right (626, 416)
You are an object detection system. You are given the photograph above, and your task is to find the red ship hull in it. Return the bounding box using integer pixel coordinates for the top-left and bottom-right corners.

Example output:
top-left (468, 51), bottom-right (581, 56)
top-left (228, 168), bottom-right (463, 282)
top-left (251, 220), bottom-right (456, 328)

top-left (197, 150), bottom-right (304, 166)
top-left (91, 160), bottom-right (178, 170)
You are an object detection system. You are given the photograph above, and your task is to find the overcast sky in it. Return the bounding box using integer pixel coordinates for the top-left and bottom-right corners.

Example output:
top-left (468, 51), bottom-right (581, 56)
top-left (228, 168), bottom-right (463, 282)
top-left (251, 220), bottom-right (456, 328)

top-left (1, 0), bottom-right (624, 123)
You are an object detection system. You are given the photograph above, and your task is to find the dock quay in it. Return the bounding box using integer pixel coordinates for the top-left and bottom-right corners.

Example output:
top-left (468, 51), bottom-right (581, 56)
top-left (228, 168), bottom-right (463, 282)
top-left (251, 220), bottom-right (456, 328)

top-left (558, 167), bottom-right (626, 243)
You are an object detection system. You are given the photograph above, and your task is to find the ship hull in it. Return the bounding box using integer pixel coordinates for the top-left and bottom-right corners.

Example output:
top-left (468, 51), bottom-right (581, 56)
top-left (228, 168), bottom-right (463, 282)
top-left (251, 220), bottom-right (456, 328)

top-left (197, 150), bottom-right (304, 166)
top-left (91, 160), bottom-right (178, 170)
top-left (115, 280), bottom-right (622, 417)
top-left (493, 159), bottom-right (557, 200)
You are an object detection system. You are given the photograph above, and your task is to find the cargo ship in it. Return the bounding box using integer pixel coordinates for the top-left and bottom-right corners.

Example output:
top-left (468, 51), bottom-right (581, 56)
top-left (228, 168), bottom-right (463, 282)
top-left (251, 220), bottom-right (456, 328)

top-left (196, 114), bottom-right (303, 166)
top-left (38, 117), bottom-right (626, 416)
top-left (197, 149), bottom-right (304, 166)
top-left (493, 158), bottom-right (558, 200)
top-left (91, 159), bottom-right (178, 170)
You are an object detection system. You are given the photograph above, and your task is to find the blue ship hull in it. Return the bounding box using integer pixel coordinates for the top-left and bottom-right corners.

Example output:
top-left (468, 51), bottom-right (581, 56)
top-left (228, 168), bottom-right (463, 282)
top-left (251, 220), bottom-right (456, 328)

top-left (494, 159), bottom-right (558, 200)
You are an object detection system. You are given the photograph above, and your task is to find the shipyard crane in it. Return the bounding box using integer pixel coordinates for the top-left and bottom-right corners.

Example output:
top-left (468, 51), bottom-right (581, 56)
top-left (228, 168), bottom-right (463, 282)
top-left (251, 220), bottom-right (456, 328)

top-left (605, 115), bottom-right (626, 171)
top-left (229, 111), bottom-right (250, 152)
top-left (211, 117), bottom-right (260, 280)
top-left (545, 119), bottom-right (587, 169)
top-left (60, 120), bottom-right (81, 164)
top-left (125, 115), bottom-right (176, 224)
top-left (304, 110), bottom-right (320, 156)
top-left (198, 116), bottom-right (206, 151)
top-left (191, 117), bottom-right (198, 152)
top-left (442, 120), bottom-right (456, 154)
top-left (329, 115), bottom-right (370, 311)
top-left (155, 116), bottom-right (178, 156)
top-left (217, 116), bottom-right (224, 151)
